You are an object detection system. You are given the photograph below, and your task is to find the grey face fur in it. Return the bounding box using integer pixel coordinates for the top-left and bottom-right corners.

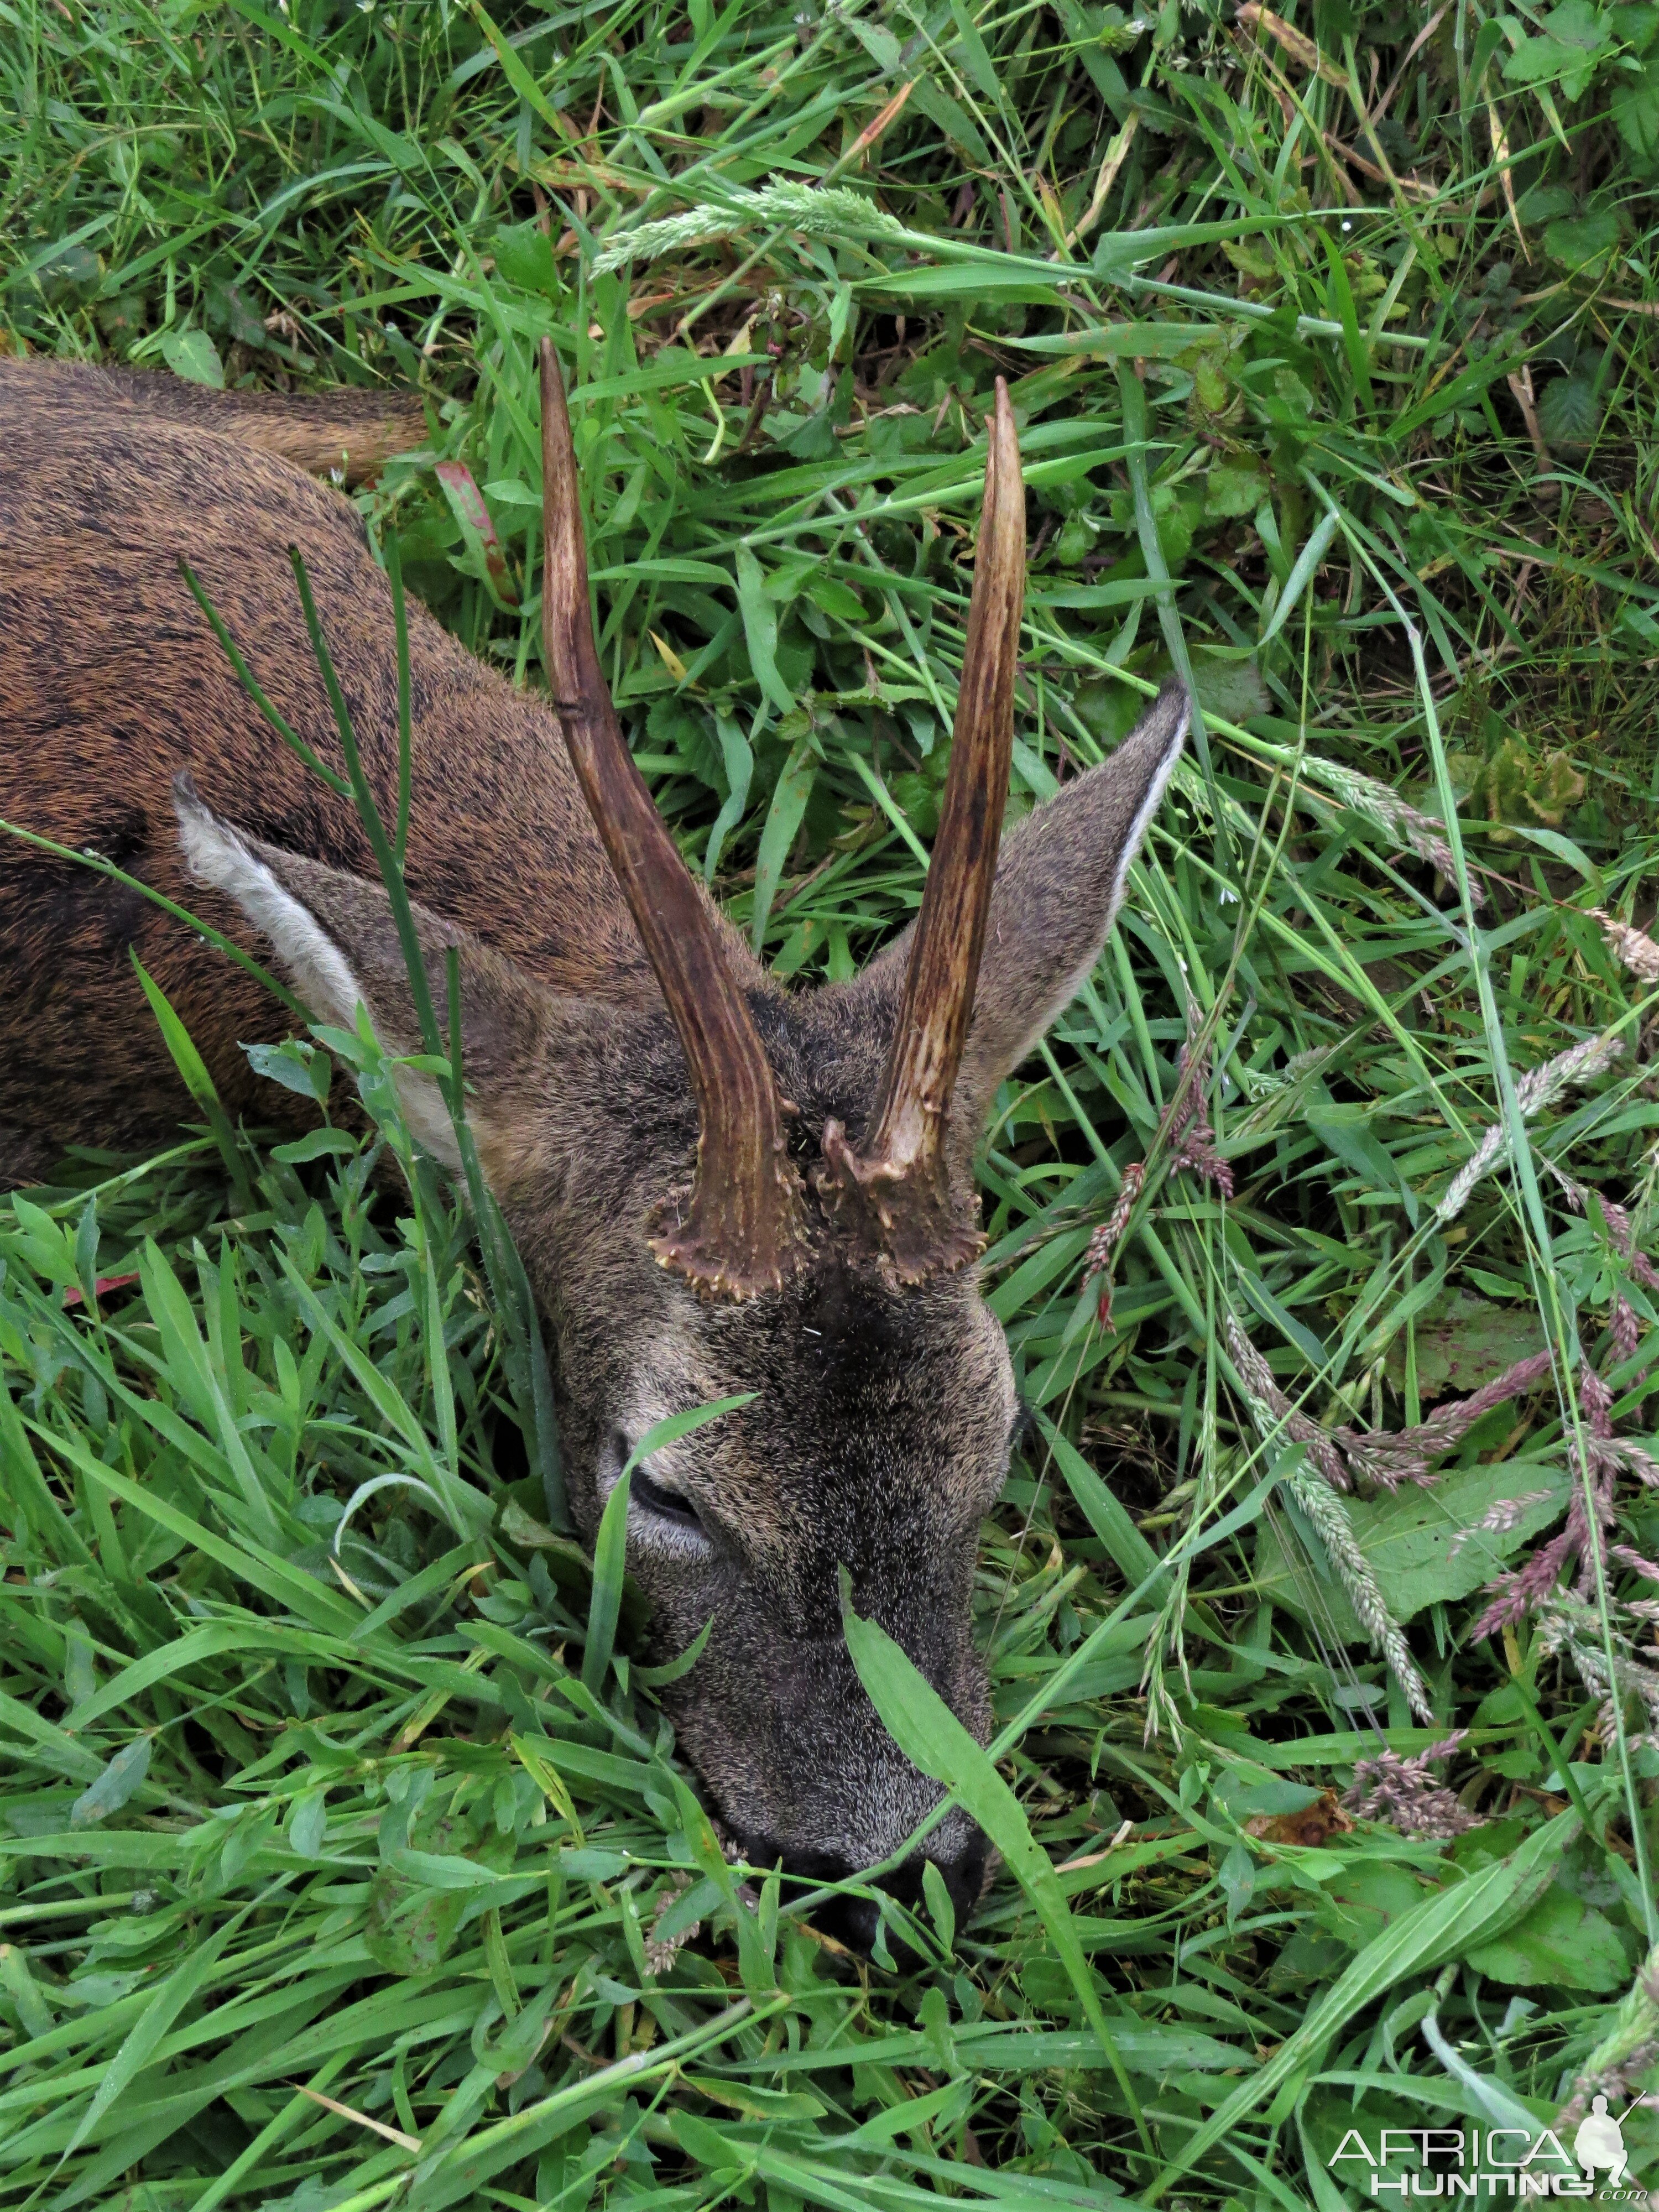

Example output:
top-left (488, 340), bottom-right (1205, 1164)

top-left (179, 682), bottom-right (1188, 1942)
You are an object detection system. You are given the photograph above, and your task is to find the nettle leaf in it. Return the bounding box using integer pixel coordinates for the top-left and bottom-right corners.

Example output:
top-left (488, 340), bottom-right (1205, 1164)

top-left (1612, 65), bottom-right (1659, 173)
top-left (1537, 367), bottom-right (1603, 451)
top-left (364, 1869), bottom-right (467, 1976)
top-left (1466, 1884), bottom-right (1630, 1990)
top-left (1544, 209), bottom-right (1623, 270)
top-left (492, 217), bottom-right (560, 296)
top-left (1203, 460), bottom-right (1268, 520)
top-left (1384, 1289), bottom-right (1546, 1399)
top-left (1501, 0), bottom-right (1613, 98)
top-left (1255, 1455), bottom-right (1572, 1634)
top-left (1316, 1861), bottom-right (1437, 1951)
top-left (160, 325), bottom-right (224, 388)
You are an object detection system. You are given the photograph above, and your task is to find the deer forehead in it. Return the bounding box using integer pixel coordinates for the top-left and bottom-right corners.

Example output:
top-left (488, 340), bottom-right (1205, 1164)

top-left (635, 1272), bottom-right (1016, 1500)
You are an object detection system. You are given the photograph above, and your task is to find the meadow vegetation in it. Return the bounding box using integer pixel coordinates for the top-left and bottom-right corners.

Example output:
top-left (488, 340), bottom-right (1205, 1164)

top-left (4, 0), bottom-right (1659, 2204)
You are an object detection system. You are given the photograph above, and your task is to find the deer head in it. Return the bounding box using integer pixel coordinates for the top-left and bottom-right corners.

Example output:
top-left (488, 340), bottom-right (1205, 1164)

top-left (178, 343), bottom-right (1188, 1946)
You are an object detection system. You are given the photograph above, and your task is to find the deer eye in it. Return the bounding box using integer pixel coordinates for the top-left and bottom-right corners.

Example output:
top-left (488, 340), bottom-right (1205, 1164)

top-left (632, 1464), bottom-right (705, 1535)
top-left (606, 1428), bottom-right (709, 1547)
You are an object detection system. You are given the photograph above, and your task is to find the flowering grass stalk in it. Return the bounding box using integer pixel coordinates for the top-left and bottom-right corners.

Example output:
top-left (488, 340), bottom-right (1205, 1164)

top-left (1343, 1731), bottom-right (1475, 1839)
top-left (1437, 1036), bottom-right (1626, 1227)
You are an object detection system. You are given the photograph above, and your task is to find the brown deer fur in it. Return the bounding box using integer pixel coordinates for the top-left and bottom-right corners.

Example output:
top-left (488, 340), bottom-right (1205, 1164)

top-left (0, 357), bottom-right (1187, 1945)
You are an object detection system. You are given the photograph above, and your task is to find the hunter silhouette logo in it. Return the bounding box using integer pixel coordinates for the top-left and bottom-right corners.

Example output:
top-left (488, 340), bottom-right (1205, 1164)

top-left (1573, 2101), bottom-right (1630, 2191)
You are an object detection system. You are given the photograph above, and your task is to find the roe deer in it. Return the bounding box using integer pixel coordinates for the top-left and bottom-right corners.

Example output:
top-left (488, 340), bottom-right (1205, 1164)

top-left (0, 346), bottom-right (1187, 1946)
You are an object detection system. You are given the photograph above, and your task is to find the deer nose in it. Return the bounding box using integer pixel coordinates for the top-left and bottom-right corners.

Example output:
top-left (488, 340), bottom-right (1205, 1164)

top-left (788, 1828), bottom-right (989, 1958)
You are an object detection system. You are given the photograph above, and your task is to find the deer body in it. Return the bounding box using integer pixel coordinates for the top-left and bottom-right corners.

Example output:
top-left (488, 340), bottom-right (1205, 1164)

top-left (0, 359), bottom-right (667, 1165)
top-left (0, 356), bottom-right (1187, 1944)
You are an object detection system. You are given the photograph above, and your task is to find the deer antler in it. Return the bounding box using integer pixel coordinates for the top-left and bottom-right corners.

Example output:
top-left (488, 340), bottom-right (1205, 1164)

top-left (538, 338), bottom-right (806, 1297)
top-left (817, 379), bottom-right (1025, 1283)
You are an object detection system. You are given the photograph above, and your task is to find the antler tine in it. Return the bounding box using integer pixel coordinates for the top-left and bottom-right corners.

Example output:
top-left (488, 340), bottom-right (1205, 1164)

top-left (538, 338), bottom-right (806, 1297)
top-left (819, 379), bottom-right (1025, 1283)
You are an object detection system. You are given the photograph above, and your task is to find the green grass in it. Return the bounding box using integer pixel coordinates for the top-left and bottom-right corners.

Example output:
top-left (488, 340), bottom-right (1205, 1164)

top-left (5, 0), bottom-right (1659, 2204)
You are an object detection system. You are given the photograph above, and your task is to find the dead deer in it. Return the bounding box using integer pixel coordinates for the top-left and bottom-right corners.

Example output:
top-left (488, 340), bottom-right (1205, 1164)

top-left (0, 347), bottom-right (1186, 1946)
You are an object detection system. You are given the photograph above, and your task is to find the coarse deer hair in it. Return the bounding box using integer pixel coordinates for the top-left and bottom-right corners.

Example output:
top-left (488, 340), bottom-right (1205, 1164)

top-left (0, 346), bottom-right (1187, 1948)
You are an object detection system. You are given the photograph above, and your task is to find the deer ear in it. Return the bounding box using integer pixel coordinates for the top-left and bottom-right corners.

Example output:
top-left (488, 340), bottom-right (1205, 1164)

top-left (174, 779), bottom-right (565, 1181)
top-left (847, 682), bottom-right (1187, 1152)
top-left (954, 681), bottom-right (1187, 1128)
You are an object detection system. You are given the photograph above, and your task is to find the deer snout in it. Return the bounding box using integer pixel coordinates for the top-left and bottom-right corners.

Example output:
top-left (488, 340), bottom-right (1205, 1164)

top-left (792, 1813), bottom-right (990, 1958)
top-left (676, 1618), bottom-right (993, 1955)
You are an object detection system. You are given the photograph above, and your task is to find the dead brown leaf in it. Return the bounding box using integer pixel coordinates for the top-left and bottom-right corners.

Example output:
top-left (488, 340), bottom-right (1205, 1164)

top-left (1245, 1790), bottom-right (1355, 1848)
